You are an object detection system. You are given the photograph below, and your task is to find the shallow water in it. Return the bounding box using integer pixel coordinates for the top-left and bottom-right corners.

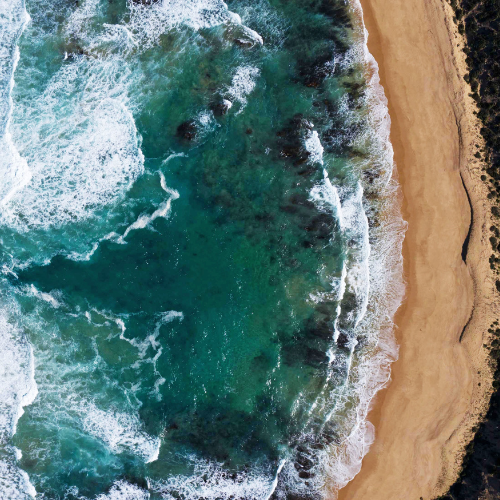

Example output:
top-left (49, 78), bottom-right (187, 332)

top-left (0, 0), bottom-right (404, 498)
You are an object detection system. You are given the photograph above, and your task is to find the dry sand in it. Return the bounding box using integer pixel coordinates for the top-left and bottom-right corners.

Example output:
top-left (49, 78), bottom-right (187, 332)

top-left (337, 0), bottom-right (500, 498)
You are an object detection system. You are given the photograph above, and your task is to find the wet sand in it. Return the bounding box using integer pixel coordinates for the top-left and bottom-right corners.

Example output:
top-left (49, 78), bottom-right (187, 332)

top-left (338, 0), bottom-right (498, 498)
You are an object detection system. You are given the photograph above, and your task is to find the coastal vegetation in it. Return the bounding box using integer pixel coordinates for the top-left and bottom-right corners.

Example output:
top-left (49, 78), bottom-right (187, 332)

top-left (451, 0), bottom-right (500, 175)
top-left (438, 321), bottom-right (500, 498)
top-left (439, 0), bottom-right (500, 497)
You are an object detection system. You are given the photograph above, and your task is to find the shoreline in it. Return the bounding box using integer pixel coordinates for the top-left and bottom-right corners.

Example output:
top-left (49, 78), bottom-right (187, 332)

top-left (338, 0), bottom-right (499, 498)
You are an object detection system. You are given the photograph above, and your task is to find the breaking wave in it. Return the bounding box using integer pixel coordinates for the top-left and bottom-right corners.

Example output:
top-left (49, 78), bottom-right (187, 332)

top-left (82, 403), bottom-right (161, 463)
top-left (4, 61), bottom-right (144, 230)
top-left (320, 0), bottom-right (406, 495)
top-left (0, 0), bottom-right (405, 498)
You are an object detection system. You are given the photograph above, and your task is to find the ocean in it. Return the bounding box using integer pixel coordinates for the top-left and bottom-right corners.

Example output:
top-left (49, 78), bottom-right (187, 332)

top-left (0, 0), bottom-right (405, 498)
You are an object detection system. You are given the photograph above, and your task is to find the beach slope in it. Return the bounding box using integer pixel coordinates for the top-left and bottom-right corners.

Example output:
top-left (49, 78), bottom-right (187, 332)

top-left (338, 0), bottom-right (497, 498)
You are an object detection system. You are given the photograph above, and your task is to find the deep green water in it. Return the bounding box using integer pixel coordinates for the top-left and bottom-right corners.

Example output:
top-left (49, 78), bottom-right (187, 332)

top-left (0, 0), bottom-right (403, 498)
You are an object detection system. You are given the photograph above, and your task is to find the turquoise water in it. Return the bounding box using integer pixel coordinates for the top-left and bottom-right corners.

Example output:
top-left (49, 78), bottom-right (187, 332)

top-left (0, 0), bottom-right (404, 498)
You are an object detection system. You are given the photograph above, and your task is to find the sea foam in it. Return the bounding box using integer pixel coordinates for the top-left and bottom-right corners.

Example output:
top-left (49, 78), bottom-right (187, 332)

top-left (0, 0), bottom-right (406, 497)
top-left (318, 1), bottom-right (406, 495)
top-left (148, 458), bottom-right (278, 500)
top-left (0, 0), bottom-right (31, 208)
top-left (0, 307), bottom-right (38, 499)
top-left (304, 130), bottom-right (325, 166)
top-left (118, 172), bottom-right (179, 243)
top-left (224, 65), bottom-right (260, 114)
top-left (127, 0), bottom-right (263, 49)
top-left (0, 0), bottom-right (146, 234)
top-left (96, 481), bottom-right (150, 500)
top-left (82, 402), bottom-right (161, 463)
top-left (0, 2), bottom-right (38, 497)
top-left (4, 74), bottom-right (144, 229)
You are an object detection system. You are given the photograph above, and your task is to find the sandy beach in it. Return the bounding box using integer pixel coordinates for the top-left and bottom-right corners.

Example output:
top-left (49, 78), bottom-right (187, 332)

top-left (338, 0), bottom-right (499, 498)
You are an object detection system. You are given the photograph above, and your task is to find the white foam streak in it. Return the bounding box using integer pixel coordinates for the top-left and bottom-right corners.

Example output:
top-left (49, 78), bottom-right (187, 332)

top-left (118, 172), bottom-right (179, 242)
top-left (26, 284), bottom-right (60, 309)
top-left (82, 402), bottom-right (161, 463)
top-left (115, 310), bottom-right (182, 401)
top-left (321, 0), bottom-right (406, 495)
top-left (162, 152), bottom-right (187, 166)
top-left (333, 263), bottom-right (348, 343)
top-left (0, 0), bottom-right (32, 208)
top-left (340, 182), bottom-right (371, 328)
top-left (0, 308), bottom-right (38, 498)
top-left (265, 460), bottom-right (286, 500)
top-left (236, 24), bottom-right (264, 46)
top-left (4, 88), bottom-right (145, 229)
top-left (67, 231), bottom-right (120, 262)
top-left (304, 130), bottom-right (324, 165)
top-left (0, 130), bottom-right (31, 207)
top-left (96, 480), bottom-right (150, 500)
top-left (127, 0), bottom-right (263, 50)
top-left (149, 459), bottom-right (276, 500)
top-left (225, 65), bottom-right (260, 114)
top-left (119, 310), bottom-right (183, 358)
top-left (310, 169), bottom-right (342, 227)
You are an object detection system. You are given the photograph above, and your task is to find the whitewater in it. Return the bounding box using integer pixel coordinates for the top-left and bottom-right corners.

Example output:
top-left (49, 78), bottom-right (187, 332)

top-left (0, 0), bottom-right (405, 498)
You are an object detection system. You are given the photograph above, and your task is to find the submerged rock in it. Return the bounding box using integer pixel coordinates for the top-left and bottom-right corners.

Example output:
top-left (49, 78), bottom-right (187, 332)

top-left (336, 332), bottom-right (350, 349)
top-left (131, 0), bottom-right (160, 5)
top-left (295, 453), bottom-right (315, 470)
top-left (227, 24), bottom-right (264, 49)
top-left (276, 115), bottom-right (318, 167)
top-left (298, 54), bottom-right (336, 88)
top-left (289, 193), bottom-right (315, 209)
top-left (176, 120), bottom-right (198, 141)
top-left (210, 99), bottom-right (233, 117)
top-left (303, 213), bottom-right (337, 240)
top-left (234, 38), bottom-right (256, 49)
top-left (318, 0), bottom-right (353, 27)
top-left (305, 316), bottom-right (334, 340)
